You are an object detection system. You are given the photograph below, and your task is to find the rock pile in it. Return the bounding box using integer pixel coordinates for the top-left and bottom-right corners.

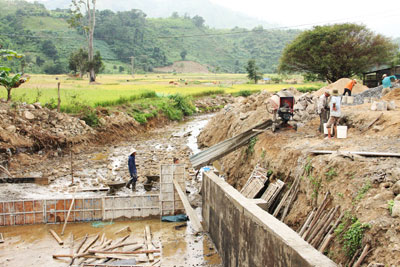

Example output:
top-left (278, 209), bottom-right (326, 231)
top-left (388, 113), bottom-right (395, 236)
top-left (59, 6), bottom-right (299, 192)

top-left (370, 100), bottom-right (396, 111)
top-left (0, 102), bottom-right (94, 149)
top-left (194, 95), bottom-right (234, 112)
top-left (353, 83), bottom-right (400, 105)
top-left (293, 93), bottom-right (317, 122)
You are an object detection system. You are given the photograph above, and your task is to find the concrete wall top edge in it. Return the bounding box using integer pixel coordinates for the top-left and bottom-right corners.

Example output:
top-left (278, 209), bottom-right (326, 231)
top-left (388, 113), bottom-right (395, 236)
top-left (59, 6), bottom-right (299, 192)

top-left (204, 171), bottom-right (337, 267)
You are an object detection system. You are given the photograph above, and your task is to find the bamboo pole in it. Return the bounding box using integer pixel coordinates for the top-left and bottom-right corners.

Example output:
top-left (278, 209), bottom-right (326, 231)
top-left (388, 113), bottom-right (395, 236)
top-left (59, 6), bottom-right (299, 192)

top-left (61, 197), bottom-right (75, 235)
top-left (298, 209), bottom-right (315, 236)
top-left (49, 229), bottom-right (63, 245)
top-left (145, 225), bottom-right (154, 262)
top-left (353, 244), bottom-right (371, 267)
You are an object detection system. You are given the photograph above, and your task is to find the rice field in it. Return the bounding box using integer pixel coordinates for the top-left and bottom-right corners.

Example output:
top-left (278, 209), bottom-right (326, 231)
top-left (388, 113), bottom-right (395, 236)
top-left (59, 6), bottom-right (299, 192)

top-left (0, 73), bottom-right (325, 110)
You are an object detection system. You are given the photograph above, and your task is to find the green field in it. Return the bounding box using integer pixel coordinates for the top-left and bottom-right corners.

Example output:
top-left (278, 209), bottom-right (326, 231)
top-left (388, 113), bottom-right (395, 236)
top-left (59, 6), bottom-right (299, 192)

top-left (1, 73), bottom-right (325, 112)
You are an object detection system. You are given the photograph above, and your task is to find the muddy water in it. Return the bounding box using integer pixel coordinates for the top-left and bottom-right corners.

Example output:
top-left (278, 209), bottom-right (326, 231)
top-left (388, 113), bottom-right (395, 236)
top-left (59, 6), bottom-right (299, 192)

top-left (0, 219), bottom-right (221, 267)
top-left (0, 114), bottom-right (222, 266)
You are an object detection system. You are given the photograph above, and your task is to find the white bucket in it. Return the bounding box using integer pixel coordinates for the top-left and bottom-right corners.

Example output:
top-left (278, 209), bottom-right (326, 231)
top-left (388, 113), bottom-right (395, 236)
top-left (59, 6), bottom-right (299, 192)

top-left (342, 96), bottom-right (348, 104)
top-left (347, 96), bottom-right (354, 104)
top-left (337, 126), bottom-right (347, 139)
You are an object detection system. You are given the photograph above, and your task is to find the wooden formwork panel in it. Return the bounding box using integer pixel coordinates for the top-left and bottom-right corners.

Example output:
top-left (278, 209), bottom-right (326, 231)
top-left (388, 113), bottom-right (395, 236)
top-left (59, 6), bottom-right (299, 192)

top-left (160, 164), bottom-right (185, 216)
top-left (0, 200), bottom-right (44, 226)
top-left (103, 195), bottom-right (159, 220)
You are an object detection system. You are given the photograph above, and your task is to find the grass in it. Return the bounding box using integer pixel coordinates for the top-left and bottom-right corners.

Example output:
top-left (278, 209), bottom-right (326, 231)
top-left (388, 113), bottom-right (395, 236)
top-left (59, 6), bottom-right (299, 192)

top-left (1, 73), bottom-right (325, 112)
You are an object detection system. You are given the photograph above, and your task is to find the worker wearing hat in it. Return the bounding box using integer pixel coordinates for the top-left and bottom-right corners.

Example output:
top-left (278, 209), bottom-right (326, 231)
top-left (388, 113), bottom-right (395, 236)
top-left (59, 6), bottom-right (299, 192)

top-left (382, 74), bottom-right (399, 95)
top-left (326, 89), bottom-right (341, 139)
top-left (126, 149), bottom-right (137, 191)
top-left (317, 89), bottom-right (331, 133)
top-left (343, 79), bottom-right (357, 96)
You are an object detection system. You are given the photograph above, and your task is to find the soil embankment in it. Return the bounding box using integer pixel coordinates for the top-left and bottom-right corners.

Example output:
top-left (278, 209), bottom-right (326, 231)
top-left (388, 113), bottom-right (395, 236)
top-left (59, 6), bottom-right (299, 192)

top-left (198, 87), bottom-right (400, 265)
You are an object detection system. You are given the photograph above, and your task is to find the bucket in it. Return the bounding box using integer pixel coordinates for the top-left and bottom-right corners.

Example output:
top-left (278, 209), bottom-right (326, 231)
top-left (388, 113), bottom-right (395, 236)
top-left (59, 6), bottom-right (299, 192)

top-left (347, 96), bottom-right (354, 104)
top-left (337, 126), bottom-right (347, 139)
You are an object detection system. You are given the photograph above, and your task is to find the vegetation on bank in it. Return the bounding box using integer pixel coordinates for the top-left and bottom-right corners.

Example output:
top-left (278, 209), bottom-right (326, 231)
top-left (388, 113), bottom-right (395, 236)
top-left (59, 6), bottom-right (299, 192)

top-left (1, 74), bottom-right (324, 112)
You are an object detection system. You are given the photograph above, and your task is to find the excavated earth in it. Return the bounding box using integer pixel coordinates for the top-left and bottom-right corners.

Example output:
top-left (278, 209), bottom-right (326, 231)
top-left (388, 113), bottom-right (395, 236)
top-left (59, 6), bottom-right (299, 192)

top-left (198, 87), bottom-right (400, 266)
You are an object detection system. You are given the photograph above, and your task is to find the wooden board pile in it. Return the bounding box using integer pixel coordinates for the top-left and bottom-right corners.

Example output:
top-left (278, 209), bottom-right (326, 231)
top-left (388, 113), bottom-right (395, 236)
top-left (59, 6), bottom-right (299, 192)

top-left (51, 226), bottom-right (161, 267)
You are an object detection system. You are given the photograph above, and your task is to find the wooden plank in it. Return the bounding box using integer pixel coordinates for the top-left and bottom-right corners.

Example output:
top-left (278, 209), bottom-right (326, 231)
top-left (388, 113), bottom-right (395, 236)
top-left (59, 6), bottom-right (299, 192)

top-left (87, 250), bottom-right (160, 255)
top-left (173, 179), bottom-right (203, 234)
top-left (115, 226), bottom-right (131, 235)
top-left (262, 180), bottom-right (284, 209)
top-left (310, 150), bottom-right (400, 158)
top-left (145, 225), bottom-right (154, 262)
top-left (49, 229), bottom-right (63, 245)
top-left (0, 177), bottom-right (49, 185)
top-left (0, 233), bottom-right (4, 243)
top-left (89, 243), bottom-right (141, 253)
top-left (61, 198), bottom-right (75, 235)
top-left (189, 119), bottom-right (273, 169)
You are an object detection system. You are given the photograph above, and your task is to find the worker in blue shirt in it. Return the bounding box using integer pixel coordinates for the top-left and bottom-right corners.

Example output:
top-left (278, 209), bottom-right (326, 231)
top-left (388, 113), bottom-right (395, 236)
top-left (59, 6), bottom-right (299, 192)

top-left (382, 74), bottom-right (399, 95)
top-left (126, 149), bottom-right (137, 191)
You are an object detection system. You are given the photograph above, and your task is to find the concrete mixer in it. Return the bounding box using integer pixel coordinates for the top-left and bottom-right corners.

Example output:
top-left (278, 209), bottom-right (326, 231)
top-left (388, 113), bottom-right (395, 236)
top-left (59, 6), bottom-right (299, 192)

top-left (266, 89), bottom-right (297, 132)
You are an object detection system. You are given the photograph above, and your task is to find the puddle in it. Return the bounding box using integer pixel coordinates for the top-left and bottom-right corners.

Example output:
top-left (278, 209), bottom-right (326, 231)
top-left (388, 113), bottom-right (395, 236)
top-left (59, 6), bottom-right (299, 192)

top-left (0, 219), bottom-right (221, 267)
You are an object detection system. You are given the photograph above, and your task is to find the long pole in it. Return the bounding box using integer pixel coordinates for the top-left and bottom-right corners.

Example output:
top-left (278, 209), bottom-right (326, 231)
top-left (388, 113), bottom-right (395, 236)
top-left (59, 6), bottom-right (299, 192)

top-left (57, 82), bottom-right (61, 112)
top-left (130, 56), bottom-right (135, 78)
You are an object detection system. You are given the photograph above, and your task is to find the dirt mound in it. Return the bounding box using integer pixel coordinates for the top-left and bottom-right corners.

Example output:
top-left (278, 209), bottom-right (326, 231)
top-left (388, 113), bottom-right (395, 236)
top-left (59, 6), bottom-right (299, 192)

top-left (0, 102), bottom-right (94, 150)
top-left (154, 61), bottom-right (210, 73)
top-left (314, 78), bottom-right (368, 97)
top-left (382, 87), bottom-right (400, 101)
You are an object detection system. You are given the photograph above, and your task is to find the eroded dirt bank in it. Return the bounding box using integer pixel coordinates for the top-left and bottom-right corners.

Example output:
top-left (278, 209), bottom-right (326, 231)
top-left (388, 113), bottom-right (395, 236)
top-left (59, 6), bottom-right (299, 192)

top-left (198, 88), bottom-right (400, 266)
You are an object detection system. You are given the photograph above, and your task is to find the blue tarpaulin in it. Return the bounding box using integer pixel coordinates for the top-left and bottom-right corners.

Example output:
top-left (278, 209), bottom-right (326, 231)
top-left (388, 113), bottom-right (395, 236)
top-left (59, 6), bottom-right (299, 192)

top-left (161, 214), bottom-right (188, 222)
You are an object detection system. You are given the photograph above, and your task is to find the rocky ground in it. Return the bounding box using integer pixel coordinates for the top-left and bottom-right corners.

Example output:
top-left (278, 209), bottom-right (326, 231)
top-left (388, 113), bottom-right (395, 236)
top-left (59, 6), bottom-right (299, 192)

top-left (198, 86), bottom-right (400, 266)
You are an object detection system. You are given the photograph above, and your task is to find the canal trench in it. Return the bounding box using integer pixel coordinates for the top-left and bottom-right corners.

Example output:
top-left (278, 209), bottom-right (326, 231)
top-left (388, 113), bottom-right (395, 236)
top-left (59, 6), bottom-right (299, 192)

top-left (0, 114), bottom-right (222, 267)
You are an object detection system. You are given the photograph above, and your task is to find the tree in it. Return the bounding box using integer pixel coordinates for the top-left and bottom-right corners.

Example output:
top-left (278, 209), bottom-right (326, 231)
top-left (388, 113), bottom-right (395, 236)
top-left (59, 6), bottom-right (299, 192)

top-left (69, 48), bottom-right (88, 77)
top-left (279, 23), bottom-right (399, 83)
top-left (180, 50), bottom-right (187, 61)
top-left (68, 0), bottom-right (97, 82)
top-left (246, 59), bottom-right (263, 84)
top-left (68, 48), bottom-right (103, 77)
top-left (0, 50), bottom-right (29, 101)
top-left (41, 40), bottom-right (58, 60)
top-left (192, 15), bottom-right (205, 28)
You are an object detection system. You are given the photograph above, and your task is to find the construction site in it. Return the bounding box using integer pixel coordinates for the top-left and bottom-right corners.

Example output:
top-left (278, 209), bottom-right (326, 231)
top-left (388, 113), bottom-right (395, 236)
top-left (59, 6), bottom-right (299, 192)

top-left (1, 78), bottom-right (400, 267)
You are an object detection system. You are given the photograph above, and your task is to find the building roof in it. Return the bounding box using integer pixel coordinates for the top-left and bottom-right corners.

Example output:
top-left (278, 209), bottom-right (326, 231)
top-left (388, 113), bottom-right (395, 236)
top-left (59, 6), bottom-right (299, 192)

top-left (363, 64), bottom-right (400, 74)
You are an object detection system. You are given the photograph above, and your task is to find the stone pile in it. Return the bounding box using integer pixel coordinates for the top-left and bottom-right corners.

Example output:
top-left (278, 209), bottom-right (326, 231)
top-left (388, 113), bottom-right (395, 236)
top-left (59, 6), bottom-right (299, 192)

top-left (353, 83), bottom-right (400, 105)
top-left (0, 102), bottom-right (94, 149)
top-left (293, 93), bottom-right (317, 122)
top-left (370, 100), bottom-right (397, 111)
top-left (194, 95), bottom-right (234, 112)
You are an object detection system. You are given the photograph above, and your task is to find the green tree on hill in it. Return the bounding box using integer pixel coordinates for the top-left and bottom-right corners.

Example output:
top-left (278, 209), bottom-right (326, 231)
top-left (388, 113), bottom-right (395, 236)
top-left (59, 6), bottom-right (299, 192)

top-left (246, 59), bottom-right (263, 84)
top-left (192, 15), bottom-right (205, 27)
top-left (68, 48), bottom-right (104, 77)
top-left (180, 50), bottom-right (187, 61)
top-left (279, 23), bottom-right (398, 82)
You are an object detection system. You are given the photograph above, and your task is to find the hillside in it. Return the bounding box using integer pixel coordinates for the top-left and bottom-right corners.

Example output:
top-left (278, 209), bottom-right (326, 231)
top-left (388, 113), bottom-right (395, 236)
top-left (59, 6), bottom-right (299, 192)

top-left (36, 0), bottom-right (277, 29)
top-left (1, 0), bottom-right (300, 74)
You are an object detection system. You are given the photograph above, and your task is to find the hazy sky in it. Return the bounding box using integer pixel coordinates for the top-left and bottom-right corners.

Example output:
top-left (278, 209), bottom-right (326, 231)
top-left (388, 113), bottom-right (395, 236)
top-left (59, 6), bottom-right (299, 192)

top-left (210, 0), bottom-right (399, 38)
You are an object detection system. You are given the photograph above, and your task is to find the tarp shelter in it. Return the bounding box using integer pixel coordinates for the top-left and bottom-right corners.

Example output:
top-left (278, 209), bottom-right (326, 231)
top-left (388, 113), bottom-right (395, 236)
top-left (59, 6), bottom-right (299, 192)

top-left (363, 65), bottom-right (400, 88)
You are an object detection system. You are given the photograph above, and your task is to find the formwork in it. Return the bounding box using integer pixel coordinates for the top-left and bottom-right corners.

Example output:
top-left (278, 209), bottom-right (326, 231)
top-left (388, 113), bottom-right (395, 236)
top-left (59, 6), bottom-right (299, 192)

top-left (0, 165), bottom-right (185, 226)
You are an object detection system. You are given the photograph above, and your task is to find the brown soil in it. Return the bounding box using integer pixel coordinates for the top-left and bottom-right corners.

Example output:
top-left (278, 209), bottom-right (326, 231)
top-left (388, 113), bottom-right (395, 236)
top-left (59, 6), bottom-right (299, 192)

top-left (154, 61), bottom-right (210, 73)
top-left (314, 78), bottom-right (369, 97)
top-left (198, 90), bottom-right (400, 266)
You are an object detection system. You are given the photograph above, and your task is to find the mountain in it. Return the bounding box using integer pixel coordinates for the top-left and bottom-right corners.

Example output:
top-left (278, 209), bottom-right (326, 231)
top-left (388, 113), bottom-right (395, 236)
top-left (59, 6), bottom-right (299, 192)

top-left (36, 0), bottom-right (277, 29)
top-left (1, 0), bottom-right (299, 74)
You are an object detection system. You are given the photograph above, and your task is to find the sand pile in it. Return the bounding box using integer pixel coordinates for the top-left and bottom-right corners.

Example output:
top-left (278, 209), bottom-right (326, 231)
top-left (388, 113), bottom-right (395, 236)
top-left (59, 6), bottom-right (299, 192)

top-left (382, 87), bottom-right (400, 101)
top-left (313, 78), bottom-right (368, 97)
